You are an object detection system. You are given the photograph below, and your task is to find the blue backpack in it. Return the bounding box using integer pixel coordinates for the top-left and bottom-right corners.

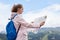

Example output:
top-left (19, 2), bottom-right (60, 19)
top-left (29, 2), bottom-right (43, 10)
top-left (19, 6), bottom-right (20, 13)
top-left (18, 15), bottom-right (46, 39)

top-left (6, 14), bottom-right (21, 40)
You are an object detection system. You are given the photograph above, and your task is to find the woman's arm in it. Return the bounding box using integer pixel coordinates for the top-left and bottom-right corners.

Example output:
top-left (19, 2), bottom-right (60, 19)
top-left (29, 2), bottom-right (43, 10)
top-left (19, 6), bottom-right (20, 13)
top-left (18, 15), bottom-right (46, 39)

top-left (17, 15), bottom-right (40, 28)
top-left (18, 19), bottom-right (40, 28)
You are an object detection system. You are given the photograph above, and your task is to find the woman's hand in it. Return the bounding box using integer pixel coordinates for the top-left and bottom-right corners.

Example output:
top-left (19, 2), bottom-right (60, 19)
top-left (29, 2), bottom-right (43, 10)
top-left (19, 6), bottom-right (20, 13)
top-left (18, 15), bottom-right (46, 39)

top-left (40, 21), bottom-right (45, 27)
top-left (31, 21), bottom-right (45, 27)
top-left (31, 21), bottom-right (45, 26)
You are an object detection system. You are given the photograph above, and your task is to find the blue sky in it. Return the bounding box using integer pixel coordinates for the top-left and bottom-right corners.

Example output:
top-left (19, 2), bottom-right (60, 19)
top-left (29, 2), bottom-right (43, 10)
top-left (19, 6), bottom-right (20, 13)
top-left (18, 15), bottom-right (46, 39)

top-left (0, 0), bottom-right (60, 32)
top-left (0, 0), bottom-right (60, 13)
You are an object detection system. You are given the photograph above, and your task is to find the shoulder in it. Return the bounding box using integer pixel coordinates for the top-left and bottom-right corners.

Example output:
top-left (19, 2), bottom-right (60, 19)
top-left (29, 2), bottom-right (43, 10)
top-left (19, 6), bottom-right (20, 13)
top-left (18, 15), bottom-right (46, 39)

top-left (14, 14), bottom-right (24, 21)
top-left (16, 14), bottom-right (22, 18)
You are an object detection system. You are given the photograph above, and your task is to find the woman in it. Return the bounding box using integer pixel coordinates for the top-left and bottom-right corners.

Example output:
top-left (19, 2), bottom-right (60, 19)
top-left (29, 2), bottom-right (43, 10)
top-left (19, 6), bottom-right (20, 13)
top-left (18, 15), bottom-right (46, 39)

top-left (10, 4), bottom-right (45, 40)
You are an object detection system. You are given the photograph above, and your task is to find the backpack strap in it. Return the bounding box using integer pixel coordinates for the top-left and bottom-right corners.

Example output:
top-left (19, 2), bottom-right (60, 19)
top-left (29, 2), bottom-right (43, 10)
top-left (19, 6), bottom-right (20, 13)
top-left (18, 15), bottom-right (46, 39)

top-left (11, 14), bottom-right (17, 20)
top-left (17, 24), bottom-right (21, 34)
top-left (9, 14), bottom-right (17, 20)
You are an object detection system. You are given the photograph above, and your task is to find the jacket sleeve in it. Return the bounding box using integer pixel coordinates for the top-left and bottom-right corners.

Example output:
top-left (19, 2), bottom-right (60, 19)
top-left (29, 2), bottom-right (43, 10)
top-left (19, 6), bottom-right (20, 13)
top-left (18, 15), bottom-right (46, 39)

top-left (16, 15), bottom-right (41, 28)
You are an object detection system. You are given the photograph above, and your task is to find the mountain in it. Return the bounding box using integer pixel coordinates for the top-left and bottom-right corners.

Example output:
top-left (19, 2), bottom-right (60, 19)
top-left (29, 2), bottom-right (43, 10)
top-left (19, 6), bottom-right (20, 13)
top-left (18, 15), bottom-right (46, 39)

top-left (28, 27), bottom-right (60, 40)
top-left (0, 27), bottom-right (60, 40)
top-left (0, 33), bottom-right (7, 40)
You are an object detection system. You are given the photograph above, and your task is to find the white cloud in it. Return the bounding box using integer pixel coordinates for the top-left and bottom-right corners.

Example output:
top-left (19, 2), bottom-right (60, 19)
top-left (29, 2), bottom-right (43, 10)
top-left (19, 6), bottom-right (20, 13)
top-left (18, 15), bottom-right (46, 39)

top-left (0, 3), bottom-right (11, 33)
top-left (23, 4), bottom-right (60, 27)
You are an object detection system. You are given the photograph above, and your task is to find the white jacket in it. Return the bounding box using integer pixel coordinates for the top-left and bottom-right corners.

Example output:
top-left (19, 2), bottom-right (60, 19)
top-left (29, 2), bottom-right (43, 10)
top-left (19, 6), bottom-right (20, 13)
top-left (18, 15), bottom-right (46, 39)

top-left (10, 13), bottom-right (40, 40)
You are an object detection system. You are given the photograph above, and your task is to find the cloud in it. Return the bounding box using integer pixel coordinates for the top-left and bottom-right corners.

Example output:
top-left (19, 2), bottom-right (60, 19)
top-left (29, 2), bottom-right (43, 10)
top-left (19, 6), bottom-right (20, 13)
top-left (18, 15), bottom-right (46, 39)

top-left (23, 4), bottom-right (60, 27)
top-left (0, 3), bottom-right (11, 33)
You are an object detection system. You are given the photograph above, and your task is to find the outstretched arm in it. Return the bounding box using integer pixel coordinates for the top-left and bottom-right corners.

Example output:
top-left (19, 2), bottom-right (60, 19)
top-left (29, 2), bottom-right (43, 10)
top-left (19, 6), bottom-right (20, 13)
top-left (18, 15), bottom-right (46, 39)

top-left (17, 15), bottom-right (40, 28)
top-left (18, 17), bottom-right (45, 28)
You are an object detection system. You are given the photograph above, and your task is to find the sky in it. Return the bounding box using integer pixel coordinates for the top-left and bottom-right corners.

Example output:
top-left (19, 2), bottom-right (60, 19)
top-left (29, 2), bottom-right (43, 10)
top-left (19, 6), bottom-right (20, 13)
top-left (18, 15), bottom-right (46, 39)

top-left (0, 0), bottom-right (60, 33)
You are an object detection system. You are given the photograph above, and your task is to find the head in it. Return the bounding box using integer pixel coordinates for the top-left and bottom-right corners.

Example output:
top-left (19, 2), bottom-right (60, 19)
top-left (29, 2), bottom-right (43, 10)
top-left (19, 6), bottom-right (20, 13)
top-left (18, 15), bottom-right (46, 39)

top-left (11, 4), bottom-right (23, 14)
